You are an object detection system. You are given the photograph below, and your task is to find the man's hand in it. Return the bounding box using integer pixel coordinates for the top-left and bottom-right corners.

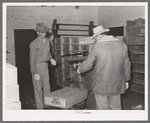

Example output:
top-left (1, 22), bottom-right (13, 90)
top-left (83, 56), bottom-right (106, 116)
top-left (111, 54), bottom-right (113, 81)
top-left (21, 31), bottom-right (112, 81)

top-left (50, 58), bottom-right (56, 66)
top-left (34, 74), bottom-right (41, 80)
top-left (126, 82), bottom-right (129, 90)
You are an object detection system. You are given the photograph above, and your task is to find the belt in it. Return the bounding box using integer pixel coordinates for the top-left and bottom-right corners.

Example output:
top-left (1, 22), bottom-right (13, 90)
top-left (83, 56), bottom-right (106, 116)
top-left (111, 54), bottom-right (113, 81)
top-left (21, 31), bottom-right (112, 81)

top-left (37, 61), bottom-right (48, 63)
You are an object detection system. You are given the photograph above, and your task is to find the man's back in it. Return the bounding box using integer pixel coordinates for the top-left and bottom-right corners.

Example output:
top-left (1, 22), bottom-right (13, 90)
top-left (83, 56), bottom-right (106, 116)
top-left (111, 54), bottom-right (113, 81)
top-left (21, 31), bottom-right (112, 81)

top-left (93, 40), bottom-right (127, 95)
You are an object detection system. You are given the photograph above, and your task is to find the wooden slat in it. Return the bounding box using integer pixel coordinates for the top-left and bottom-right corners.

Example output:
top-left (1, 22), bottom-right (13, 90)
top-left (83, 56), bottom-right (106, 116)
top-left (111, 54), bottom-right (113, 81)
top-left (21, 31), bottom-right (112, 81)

top-left (54, 29), bottom-right (89, 32)
top-left (130, 83), bottom-right (144, 94)
top-left (132, 80), bottom-right (144, 85)
top-left (132, 70), bottom-right (144, 74)
top-left (131, 61), bottom-right (145, 64)
top-left (129, 51), bottom-right (145, 54)
top-left (56, 23), bottom-right (90, 27)
top-left (130, 89), bottom-right (144, 94)
top-left (58, 34), bottom-right (89, 37)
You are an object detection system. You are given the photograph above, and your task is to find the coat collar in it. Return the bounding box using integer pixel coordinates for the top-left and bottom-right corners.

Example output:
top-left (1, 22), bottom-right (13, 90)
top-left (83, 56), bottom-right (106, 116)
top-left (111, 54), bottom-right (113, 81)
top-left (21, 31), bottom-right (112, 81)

top-left (96, 35), bottom-right (119, 43)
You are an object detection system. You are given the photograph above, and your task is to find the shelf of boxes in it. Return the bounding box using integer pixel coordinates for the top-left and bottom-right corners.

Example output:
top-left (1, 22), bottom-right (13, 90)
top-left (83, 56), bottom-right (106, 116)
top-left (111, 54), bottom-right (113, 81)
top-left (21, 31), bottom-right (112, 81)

top-left (123, 18), bottom-right (145, 94)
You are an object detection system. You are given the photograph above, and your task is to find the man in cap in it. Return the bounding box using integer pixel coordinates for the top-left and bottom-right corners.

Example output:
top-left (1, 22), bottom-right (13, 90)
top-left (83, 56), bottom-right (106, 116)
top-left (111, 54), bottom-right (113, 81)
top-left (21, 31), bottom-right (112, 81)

top-left (29, 22), bottom-right (56, 109)
top-left (76, 25), bottom-right (131, 110)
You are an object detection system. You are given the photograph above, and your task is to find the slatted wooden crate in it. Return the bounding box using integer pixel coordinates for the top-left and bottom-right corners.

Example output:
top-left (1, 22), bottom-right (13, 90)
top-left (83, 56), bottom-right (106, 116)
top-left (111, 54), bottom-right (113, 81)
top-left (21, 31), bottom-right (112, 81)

top-left (71, 45), bottom-right (79, 53)
top-left (126, 25), bottom-right (145, 37)
top-left (44, 87), bottom-right (87, 108)
top-left (123, 37), bottom-right (145, 45)
top-left (130, 83), bottom-right (144, 94)
top-left (63, 62), bottom-right (73, 70)
top-left (62, 69), bottom-right (71, 78)
top-left (62, 37), bottom-right (70, 44)
top-left (129, 54), bottom-right (145, 62)
top-left (55, 55), bottom-right (62, 62)
top-left (132, 72), bottom-right (144, 81)
top-left (131, 63), bottom-right (144, 73)
top-left (71, 37), bottom-right (79, 45)
top-left (55, 45), bottom-right (61, 51)
top-left (55, 50), bottom-right (61, 56)
top-left (128, 45), bottom-right (144, 54)
top-left (81, 45), bottom-right (89, 52)
top-left (63, 80), bottom-right (72, 87)
top-left (54, 37), bottom-right (61, 45)
top-left (62, 44), bottom-right (70, 51)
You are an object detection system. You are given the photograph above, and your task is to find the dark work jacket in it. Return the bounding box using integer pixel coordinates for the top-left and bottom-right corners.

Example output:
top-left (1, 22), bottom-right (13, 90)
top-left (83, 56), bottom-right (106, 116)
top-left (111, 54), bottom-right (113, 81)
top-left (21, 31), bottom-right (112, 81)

top-left (79, 35), bottom-right (131, 96)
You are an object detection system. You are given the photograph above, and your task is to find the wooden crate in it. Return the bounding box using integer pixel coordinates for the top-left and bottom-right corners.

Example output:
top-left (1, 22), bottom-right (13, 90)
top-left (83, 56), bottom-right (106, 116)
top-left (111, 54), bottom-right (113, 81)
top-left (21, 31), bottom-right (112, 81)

top-left (131, 63), bottom-right (144, 73)
top-left (123, 37), bottom-right (145, 45)
top-left (132, 72), bottom-right (144, 81)
top-left (63, 80), bottom-right (72, 87)
top-left (71, 45), bottom-right (79, 53)
top-left (130, 83), bottom-right (144, 94)
top-left (62, 37), bottom-right (70, 44)
top-left (44, 87), bottom-right (87, 108)
top-left (55, 45), bottom-right (61, 51)
top-left (126, 25), bottom-right (145, 36)
top-left (62, 44), bottom-right (70, 51)
top-left (128, 45), bottom-right (144, 54)
top-left (63, 62), bottom-right (72, 70)
top-left (54, 37), bottom-right (61, 45)
top-left (62, 69), bottom-right (71, 78)
top-left (129, 54), bottom-right (145, 62)
top-left (135, 18), bottom-right (145, 26)
top-left (55, 55), bottom-right (62, 62)
top-left (80, 45), bottom-right (89, 52)
top-left (55, 50), bottom-right (61, 56)
top-left (71, 37), bottom-right (79, 45)
top-left (126, 20), bottom-right (135, 27)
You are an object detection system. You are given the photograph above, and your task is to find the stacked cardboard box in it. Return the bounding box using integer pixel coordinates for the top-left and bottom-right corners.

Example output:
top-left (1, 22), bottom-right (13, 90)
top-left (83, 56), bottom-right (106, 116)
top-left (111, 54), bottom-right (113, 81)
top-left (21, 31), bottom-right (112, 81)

top-left (6, 63), bottom-right (21, 110)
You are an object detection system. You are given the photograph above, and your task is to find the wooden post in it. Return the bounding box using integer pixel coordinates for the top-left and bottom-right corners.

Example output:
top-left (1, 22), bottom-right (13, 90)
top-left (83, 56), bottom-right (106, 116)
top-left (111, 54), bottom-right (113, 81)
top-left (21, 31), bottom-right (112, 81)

top-left (89, 21), bottom-right (94, 36)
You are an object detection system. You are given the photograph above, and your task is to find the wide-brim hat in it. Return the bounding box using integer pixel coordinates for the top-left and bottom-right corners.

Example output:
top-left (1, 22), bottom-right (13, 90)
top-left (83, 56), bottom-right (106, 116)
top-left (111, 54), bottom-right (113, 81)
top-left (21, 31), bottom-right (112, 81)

top-left (34, 22), bottom-right (51, 33)
top-left (92, 25), bottom-right (110, 39)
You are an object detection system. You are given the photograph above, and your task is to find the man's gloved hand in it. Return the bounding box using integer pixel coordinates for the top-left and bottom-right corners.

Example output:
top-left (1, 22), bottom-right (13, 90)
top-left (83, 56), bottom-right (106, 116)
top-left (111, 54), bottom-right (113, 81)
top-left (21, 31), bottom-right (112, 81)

top-left (126, 82), bottom-right (129, 90)
top-left (50, 58), bottom-right (56, 66)
top-left (34, 74), bottom-right (41, 80)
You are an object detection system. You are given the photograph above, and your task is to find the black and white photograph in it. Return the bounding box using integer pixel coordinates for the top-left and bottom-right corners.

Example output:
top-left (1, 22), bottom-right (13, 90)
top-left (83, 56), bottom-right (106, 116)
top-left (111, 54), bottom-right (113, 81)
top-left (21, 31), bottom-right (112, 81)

top-left (3, 2), bottom-right (148, 121)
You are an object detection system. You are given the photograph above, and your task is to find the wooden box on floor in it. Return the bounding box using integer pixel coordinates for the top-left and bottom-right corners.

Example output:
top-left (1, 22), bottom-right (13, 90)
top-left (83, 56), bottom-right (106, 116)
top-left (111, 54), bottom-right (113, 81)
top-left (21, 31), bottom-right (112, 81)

top-left (44, 87), bottom-right (87, 109)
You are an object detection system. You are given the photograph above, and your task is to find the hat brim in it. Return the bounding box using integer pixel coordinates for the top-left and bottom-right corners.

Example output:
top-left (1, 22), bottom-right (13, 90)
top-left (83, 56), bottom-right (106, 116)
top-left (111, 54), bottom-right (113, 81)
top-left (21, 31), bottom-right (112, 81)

top-left (34, 27), bottom-right (50, 33)
top-left (92, 29), bottom-right (110, 39)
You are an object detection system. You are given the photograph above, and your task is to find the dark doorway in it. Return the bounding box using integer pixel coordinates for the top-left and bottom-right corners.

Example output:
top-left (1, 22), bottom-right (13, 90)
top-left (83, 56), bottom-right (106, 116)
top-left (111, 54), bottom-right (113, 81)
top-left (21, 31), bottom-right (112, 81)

top-left (14, 29), bottom-right (37, 107)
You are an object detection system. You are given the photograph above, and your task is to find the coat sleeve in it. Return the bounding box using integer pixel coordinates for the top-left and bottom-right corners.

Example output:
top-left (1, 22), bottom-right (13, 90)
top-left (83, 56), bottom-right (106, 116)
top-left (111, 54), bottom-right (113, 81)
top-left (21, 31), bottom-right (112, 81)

top-left (79, 45), bottom-right (96, 73)
top-left (29, 42), bottom-right (38, 75)
top-left (123, 44), bottom-right (131, 81)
